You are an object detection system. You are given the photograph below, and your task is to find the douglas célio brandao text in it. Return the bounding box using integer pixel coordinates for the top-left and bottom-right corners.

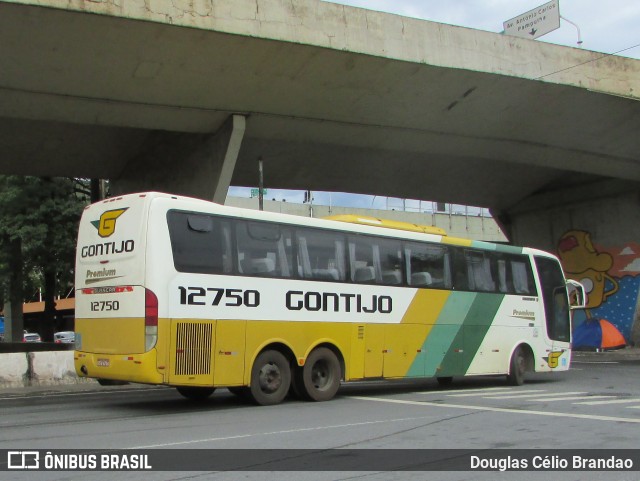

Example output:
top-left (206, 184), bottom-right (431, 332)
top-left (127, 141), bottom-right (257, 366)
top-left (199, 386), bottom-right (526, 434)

top-left (470, 454), bottom-right (634, 471)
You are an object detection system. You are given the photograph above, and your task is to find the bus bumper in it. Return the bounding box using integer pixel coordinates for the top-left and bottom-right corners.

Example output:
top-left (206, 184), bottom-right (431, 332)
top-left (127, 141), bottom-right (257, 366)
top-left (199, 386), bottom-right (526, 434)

top-left (74, 349), bottom-right (164, 385)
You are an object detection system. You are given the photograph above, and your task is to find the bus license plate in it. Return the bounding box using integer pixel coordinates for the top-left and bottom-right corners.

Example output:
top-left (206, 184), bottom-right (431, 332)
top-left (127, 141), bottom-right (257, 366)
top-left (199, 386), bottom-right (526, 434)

top-left (97, 359), bottom-right (110, 367)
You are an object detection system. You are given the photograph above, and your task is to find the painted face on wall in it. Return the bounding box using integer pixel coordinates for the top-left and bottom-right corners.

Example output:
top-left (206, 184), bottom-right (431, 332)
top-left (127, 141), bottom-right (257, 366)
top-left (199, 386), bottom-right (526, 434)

top-left (557, 230), bottom-right (618, 309)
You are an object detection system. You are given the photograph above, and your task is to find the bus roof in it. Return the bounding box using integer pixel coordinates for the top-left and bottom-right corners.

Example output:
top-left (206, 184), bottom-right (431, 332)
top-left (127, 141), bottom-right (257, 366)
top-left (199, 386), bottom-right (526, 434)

top-left (103, 192), bottom-right (553, 259)
top-left (323, 214), bottom-right (447, 236)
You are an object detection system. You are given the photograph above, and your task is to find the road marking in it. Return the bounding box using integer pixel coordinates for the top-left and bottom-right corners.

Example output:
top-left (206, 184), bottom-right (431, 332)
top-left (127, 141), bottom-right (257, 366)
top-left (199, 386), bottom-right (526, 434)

top-left (128, 415), bottom-right (436, 449)
top-left (527, 395), bottom-right (613, 402)
top-left (351, 396), bottom-right (640, 424)
top-left (482, 391), bottom-right (586, 400)
top-left (443, 388), bottom-right (514, 397)
top-left (479, 390), bottom-right (549, 399)
top-left (626, 406), bottom-right (640, 410)
top-left (575, 398), bottom-right (640, 406)
top-left (436, 387), bottom-right (515, 392)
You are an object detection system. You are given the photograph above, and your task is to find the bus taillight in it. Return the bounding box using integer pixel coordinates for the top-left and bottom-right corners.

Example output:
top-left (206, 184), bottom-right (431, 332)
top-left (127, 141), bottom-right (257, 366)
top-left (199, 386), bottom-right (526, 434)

top-left (145, 288), bottom-right (158, 351)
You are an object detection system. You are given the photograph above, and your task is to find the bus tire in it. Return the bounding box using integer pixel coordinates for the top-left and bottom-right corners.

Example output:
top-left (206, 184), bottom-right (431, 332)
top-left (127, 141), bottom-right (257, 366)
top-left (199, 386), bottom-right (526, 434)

top-left (437, 376), bottom-right (453, 387)
top-left (176, 386), bottom-right (215, 400)
top-left (250, 350), bottom-right (291, 406)
top-left (507, 346), bottom-right (527, 386)
top-left (300, 347), bottom-right (341, 402)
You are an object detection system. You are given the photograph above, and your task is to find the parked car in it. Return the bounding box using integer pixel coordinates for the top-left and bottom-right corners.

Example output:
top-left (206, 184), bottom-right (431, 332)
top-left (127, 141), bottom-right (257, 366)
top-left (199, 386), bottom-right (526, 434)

top-left (23, 332), bottom-right (41, 342)
top-left (54, 331), bottom-right (75, 344)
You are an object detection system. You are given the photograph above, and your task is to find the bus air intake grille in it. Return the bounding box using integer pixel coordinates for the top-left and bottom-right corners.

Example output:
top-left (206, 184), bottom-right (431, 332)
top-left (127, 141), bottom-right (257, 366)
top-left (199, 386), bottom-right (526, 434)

top-left (174, 322), bottom-right (213, 376)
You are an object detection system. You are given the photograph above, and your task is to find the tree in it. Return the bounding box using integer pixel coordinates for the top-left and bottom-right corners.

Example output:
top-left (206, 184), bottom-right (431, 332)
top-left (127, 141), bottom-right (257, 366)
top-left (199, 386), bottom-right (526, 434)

top-left (0, 176), bottom-right (90, 341)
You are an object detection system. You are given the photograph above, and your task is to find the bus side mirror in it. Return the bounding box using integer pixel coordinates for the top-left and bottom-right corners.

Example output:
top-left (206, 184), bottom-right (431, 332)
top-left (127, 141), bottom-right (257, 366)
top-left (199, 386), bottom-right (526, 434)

top-left (566, 279), bottom-right (587, 310)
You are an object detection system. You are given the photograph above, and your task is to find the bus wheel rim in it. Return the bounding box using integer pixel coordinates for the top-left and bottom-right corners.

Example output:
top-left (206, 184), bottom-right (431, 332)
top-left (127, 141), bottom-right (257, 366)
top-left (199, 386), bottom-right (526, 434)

top-left (259, 362), bottom-right (282, 393)
top-left (311, 360), bottom-right (331, 390)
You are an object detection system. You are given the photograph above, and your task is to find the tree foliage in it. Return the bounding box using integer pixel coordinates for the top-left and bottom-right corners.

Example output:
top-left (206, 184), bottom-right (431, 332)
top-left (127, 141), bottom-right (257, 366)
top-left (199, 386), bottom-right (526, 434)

top-left (0, 177), bottom-right (90, 338)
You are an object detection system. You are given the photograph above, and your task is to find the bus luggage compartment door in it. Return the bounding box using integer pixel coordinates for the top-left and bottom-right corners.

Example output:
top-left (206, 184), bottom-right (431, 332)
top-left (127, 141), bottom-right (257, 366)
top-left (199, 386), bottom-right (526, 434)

top-left (363, 325), bottom-right (384, 378)
top-left (213, 320), bottom-right (246, 386)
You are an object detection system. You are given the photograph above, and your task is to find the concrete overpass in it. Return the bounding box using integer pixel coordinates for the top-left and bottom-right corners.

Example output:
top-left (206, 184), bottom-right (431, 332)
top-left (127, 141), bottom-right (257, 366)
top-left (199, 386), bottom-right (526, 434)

top-left (1, 0), bottom-right (639, 343)
top-left (1, 0), bottom-right (639, 215)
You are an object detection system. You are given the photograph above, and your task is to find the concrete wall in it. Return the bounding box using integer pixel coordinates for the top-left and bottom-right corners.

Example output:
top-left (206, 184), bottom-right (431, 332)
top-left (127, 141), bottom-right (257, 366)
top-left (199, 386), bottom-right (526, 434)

top-left (510, 187), bottom-right (640, 346)
top-left (0, 353), bottom-right (28, 387)
top-left (225, 196), bottom-right (507, 243)
top-left (0, 351), bottom-right (91, 388)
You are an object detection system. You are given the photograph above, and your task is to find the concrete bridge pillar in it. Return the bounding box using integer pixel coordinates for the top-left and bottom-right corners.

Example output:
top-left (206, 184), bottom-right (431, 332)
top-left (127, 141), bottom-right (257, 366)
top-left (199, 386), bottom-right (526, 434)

top-left (111, 114), bottom-right (246, 203)
top-left (504, 180), bottom-right (640, 346)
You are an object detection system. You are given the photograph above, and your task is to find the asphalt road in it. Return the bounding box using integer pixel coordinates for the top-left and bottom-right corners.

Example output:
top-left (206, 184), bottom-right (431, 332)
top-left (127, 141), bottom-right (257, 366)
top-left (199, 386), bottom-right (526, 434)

top-left (1, 352), bottom-right (639, 481)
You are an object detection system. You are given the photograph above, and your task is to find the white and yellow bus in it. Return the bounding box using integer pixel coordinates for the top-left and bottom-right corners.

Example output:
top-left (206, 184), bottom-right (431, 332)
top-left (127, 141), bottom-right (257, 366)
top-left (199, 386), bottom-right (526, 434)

top-left (74, 192), bottom-right (583, 405)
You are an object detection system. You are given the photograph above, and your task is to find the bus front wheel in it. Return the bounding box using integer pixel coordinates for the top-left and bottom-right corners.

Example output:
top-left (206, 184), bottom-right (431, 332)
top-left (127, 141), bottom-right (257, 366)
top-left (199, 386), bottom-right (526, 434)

top-left (176, 386), bottom-right (215, 400)
top-left (250, 350), bottom-right (291, 406)
top-left (507, 346), bottom-right (527, 386)
top-left (297, 347), bottom-right (341, 402)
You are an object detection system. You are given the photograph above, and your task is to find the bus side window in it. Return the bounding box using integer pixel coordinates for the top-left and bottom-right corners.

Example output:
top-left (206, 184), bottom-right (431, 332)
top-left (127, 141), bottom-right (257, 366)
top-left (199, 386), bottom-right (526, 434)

top-left (375, 238), bottom-right (403, 285)
top-left (236, 220), bottom-right (293, 278)
top-left (296, 228), bottom-right (346, 282)
top-left (405, 242), bottom-right (451, 289)
top-left (465, 250), bottom-right (496, 292)
top-left (349, 237), bottom-right (376, 283)
top-left (349, 236), bottom-right (402, 285)
top-left (451, 248), bottom-right (469, 291)
top-left (511, 259), bottom-right (537, 295)
top-left (167, 211), bottom-right (232, 275)
top-left (497, 258), bottom-right (509, 293)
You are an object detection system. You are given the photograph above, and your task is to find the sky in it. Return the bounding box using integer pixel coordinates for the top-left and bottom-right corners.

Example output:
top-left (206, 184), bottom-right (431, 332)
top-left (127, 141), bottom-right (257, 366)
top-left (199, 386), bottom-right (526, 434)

top-left (230, 0), bottom-right (640, 211)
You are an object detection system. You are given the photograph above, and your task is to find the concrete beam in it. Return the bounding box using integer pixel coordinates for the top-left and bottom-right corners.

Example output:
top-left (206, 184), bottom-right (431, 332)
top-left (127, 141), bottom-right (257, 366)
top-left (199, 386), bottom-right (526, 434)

top-left (111, 115), bottom-right (246, 200)
top-left (212, 115), bottom-right (246, 204)
top-left (0, 1), bottom-right (638, 211)
top-left (507, 179), bottom-right (640, 217)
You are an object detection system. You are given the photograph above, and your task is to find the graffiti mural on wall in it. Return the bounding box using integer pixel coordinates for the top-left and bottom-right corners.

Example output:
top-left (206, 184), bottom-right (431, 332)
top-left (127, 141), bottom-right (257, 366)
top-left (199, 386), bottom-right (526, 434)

top-left (557, 230), bottom-right (640, 344)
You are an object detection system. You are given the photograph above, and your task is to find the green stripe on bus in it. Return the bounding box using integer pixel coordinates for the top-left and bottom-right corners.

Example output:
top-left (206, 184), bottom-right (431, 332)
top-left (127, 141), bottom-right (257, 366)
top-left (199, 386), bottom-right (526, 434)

top-left (423, 293), bottom-right (504, 377)
top-left (409, 292), bottom-right (476, 378)
top-left (459, 293), bottom-right (505, 374)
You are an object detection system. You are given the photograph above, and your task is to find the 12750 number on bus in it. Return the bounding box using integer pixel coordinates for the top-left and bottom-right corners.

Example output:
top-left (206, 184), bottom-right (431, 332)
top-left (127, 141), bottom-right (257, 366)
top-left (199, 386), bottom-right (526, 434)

top-left (90, 301), bottom-right (120, 311)
top-left (178, 286), bottom-right (260, 307)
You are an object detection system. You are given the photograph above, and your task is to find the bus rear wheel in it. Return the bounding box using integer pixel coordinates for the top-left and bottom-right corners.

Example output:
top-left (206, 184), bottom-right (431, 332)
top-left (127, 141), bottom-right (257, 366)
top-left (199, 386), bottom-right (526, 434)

top-left (176, 386), bottom-right (215, 400)
top-left (250, 350), bottom-right (291, 406)
top-left (296, 347), bottom-right (341, 402)
top-left (507, 346), bottom-right (528, 386)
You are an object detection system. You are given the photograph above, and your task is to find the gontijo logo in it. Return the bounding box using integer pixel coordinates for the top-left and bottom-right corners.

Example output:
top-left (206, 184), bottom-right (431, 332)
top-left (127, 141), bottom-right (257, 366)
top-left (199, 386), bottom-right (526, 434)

top-left (545, 351), bottom-right (564, 368)
top-left (91, 208), bottom-right (128, 238)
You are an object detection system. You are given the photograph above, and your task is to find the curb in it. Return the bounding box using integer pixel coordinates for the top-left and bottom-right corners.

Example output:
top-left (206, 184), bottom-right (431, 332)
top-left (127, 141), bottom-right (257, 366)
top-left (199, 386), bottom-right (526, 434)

top-left (572, 347), bottom-right (640, 362)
